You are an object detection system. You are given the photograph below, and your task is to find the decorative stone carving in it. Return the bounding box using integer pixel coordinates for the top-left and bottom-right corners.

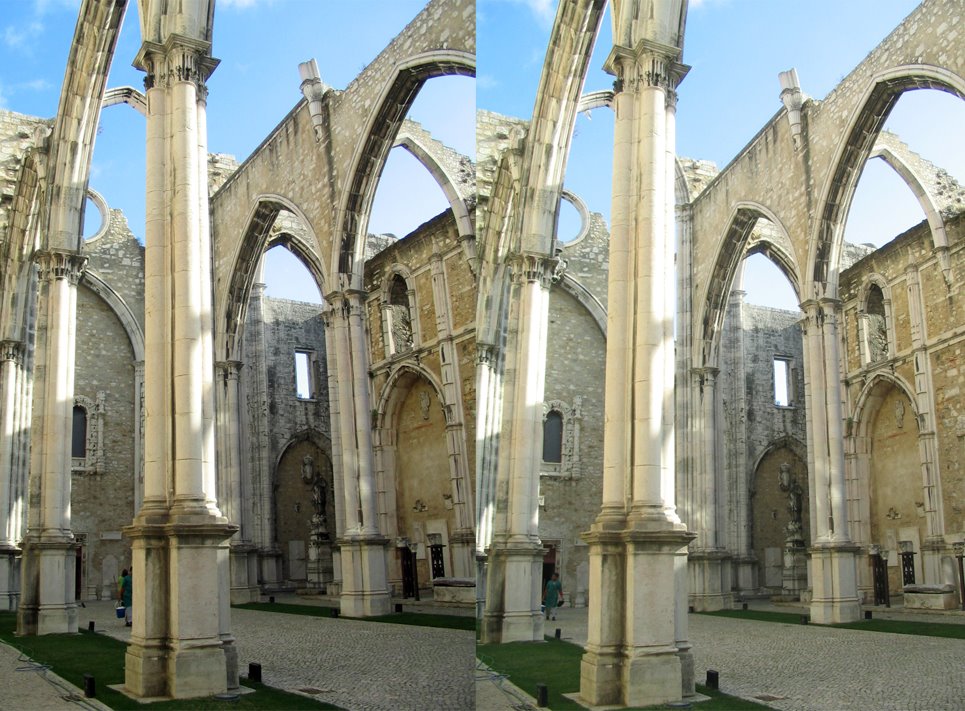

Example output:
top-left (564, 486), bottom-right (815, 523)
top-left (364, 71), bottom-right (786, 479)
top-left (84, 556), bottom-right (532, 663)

top-left (419, 390), bottom-right (431, 420)
top-left (895, 398), bottom-right (905, 429)
top-left (72, 392), bottom-right (105, 475)
top-left (542, 397), bottom-right (583, 479)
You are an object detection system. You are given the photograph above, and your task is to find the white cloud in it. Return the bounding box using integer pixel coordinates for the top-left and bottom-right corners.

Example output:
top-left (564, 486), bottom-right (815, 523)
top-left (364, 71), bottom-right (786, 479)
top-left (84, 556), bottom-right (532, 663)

top-left (482, 0), bottom-right (555, 27)
top-left (477, 74), bottom-right (499, 90)
top-left (219, 0), bottom-right (272, 9)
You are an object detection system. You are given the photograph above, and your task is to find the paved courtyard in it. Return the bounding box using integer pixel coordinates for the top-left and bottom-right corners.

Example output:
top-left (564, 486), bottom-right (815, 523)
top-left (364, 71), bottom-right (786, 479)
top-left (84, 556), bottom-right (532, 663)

top-left (85, 596), bottom-right (475, 711)
top-left (505, 603), bottom-right (965, 711)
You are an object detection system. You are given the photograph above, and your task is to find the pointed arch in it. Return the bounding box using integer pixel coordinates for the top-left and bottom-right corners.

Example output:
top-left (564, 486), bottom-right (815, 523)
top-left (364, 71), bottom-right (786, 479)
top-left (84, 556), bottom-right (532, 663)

top-left (80, 269), bottom-right (145, 361)
top-left (218, 195), bottom-right (327, 361)
top-left (698, 202), bottom-right (800, 367)
top-left (335, 50), bottom-right (476, 285)
top-left (809, 65), bottom-right (965, 297)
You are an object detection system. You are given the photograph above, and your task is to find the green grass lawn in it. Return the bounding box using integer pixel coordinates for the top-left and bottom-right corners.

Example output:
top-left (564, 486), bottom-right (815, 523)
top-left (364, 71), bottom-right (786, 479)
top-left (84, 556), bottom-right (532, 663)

top-left (0, 612), bottom-right (339, 710)
top-left (234, 601), bottom-right (476, 631)
top-left (698, 609), bottom-right (965, 639)
top-left (477, 637), bottom-right (769, 710)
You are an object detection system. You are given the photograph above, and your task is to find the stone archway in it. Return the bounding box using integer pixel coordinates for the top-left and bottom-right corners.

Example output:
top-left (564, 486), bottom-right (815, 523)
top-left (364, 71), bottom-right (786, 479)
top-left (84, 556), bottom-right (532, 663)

top-left (853, 377), bottom-right (924, 588)
top-left (273, 436), bottom-right (335, 590)
top-left (377, 367), bottom-right (454, 592)
top-left (750, 444), bottom-right (810, 596)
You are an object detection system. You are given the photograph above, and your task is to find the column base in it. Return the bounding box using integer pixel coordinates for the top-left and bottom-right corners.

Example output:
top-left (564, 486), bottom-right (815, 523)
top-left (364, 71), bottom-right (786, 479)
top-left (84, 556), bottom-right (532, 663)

top-left (18, 536), bottom-right (78, 635)
top-left (480, 538), bottom-right (544, 644)
top-left (688, 548), bottom-right (733, 611)
top-left (580, 524), bottom-right (695, 708)
top-left (123, 517), bottom-right (237, 700)
top-left (449, 529), bottom-right (475, 579)
top-left (338, 536), bottom-right (391, 617)
top-left (0, 548), bottom-right (20, 612)
top-left (809, 543), bottom-right (861, 624)
top-left (229, 544), bottom-right (260, 604)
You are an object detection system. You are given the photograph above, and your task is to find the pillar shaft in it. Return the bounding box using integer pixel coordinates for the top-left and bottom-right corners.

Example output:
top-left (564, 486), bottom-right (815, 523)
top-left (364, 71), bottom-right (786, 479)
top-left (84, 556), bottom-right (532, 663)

top-left (581, 39), bottom-right (694, 708)
top-left (124, 29), bottom-right (237, 699)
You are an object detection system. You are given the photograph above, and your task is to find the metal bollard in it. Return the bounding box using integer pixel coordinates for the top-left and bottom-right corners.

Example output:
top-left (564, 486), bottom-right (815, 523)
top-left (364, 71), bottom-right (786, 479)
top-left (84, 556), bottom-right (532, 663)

top-left (395, 603), bottom-right (403, 613)
top-left (800, 614), bottom-right (809, 625)
top-left (88, 621), bottom-right (95, 631)
top-left (330, 607), bottom-right (340, 618)
top-left (83, 674), bottom-right (95, 698)
top-left (535, 683), bottom-right (548, 707)
top-left (864, 610), bottom-right (873, 620)
top-left (554, 628), bottom-right (561, 639)
top-left (248, 663), bottom-right (262, 683)
top-left (269, 595), bottom-right (275, 604)
top-left (705, 670), bottom-right (719, 690)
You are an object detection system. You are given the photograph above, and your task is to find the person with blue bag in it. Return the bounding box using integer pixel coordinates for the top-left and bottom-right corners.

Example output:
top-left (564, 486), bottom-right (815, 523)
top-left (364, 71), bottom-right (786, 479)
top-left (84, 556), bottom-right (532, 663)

top-left (118, 568), bottom-right (133, 626)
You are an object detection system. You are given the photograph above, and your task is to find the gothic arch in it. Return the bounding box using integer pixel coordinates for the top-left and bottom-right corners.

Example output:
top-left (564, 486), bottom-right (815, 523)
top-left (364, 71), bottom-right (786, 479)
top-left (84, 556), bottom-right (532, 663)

top-left (809, 65), bottom-right (965, 296)
top-left (102, 86), bottom-right (147, 116)
top-left (217, 195), bottom-right (326, 361)
top-left (698, 202), bottom-right (800, 367)
top-left (393, 125), bottom-right (474, 242)
top-left (43, 0), bottom-right (127, 251)
top-left (336, 50), bottom-right (476, 283)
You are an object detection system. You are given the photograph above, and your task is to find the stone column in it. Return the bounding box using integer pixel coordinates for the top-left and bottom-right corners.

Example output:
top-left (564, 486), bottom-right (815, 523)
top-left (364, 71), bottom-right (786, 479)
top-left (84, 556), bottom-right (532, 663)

top-left (580, 39), bottom-right (694, 708)
top-left (481, 253), bottom-right (554, 644)
top-left (216, 360), bottom-right (259, 604)
top-left (801, 299), bottom-right (860, 624)
top-left (428, 247), bottom-right (474, 578)
top-left (18, 251), bottom-right (86, 636)
top-left (327, 291), bottom-right (390, 617)
top-left (905, 266), bottom-right (944, 581)
top-left (689, 366), bottom-right (730, 611)
top-left (0, 340), bottom-right (24, 611)
top-left (123, 32), bottom-right (237, 700)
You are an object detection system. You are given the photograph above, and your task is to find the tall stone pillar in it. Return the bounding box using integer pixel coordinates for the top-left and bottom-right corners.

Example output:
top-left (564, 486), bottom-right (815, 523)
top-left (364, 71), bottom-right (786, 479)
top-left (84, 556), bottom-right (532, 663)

top-left (216, 360), bottom-right (259, 604)
top-left (801, 299), bottom-right (860, 624)
top-left (18, 251), bottom-right (86, 636)
top-left (123, 27), bottom-right (237, 699)
top-left (481, 254), bottom-right (554, 644)
top-left (904, 266), bottom-right (944, 580)
top-left (327, 291), bottom-right (390, 617)
top-left (580, 35), bottom-right (695, 708)
top-left (428, 248), bottom-right (474, 578)
top-left (0, 340), bottom-right (25, 611)
top-left (689, 366), bottom-right (730, 611)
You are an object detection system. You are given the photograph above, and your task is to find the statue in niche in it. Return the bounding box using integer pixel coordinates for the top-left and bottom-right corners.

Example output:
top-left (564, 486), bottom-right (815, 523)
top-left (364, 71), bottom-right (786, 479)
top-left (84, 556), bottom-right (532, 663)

top-left (895, 398), bottom-right (905, 429)
top-left (420, 390), bottom-right (431, 420)
top-left (778, 462), bottom-right (804, 542)
top-left (312, 475), bottom-right (328, 534)
top-left (301, 455), bottom-right (315, 484)
top-left (868, 313), bottom-right (888, 362)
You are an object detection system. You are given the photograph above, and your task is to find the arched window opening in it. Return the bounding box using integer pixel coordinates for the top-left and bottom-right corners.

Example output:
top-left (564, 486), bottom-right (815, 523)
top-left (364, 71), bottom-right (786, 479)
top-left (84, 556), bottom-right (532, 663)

top-left (542, 410), bottom-right (563, 464)
top-left (866, 284), bottom-right (889, 363)
top-left (72, 406), bottom-right (87, 459)
top-left (388, 274), bottom-right (413, 354)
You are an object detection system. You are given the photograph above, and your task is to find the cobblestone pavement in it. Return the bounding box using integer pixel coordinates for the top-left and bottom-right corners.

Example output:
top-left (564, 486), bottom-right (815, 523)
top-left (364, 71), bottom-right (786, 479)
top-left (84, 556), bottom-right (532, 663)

top-left (545, 602), bottom-right (965, 711)
top-left (84, 597), bottom-right (474, 710)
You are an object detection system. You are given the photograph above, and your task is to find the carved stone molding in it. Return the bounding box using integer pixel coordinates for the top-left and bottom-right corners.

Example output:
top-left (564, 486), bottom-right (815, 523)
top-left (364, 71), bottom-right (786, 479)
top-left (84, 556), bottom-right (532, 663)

top-left (0, 340), bottom-right (24, 365)
top-left (72, 392), bottom-right (105, 475)
top-left (507, 253), bottom-right (556, 288)
top-left (541, 396), bottom-right (583, 479)
top-left (35, 251), bottom-right (87, 285)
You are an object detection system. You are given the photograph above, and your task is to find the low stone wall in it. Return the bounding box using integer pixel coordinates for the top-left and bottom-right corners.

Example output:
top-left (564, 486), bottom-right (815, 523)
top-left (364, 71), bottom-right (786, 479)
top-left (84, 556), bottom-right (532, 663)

top-left (903, 584), bottom-right (959, 610)
top-left (432, 577), bottom-right (475, 604)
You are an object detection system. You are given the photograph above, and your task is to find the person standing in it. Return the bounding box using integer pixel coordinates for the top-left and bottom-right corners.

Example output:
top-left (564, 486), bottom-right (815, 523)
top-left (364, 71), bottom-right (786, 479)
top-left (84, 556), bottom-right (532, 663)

top-left (119, 568), bottom-right (133, 626)
top-left (543, 572), bottom-right (564, 621)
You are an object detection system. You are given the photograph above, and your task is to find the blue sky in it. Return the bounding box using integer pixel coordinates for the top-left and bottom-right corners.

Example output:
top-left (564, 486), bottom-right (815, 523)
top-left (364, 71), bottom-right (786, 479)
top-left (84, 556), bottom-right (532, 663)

top-left (0, 0), bottom-right (474, 304)
top-left (479, 0), bottom-right (965, 310)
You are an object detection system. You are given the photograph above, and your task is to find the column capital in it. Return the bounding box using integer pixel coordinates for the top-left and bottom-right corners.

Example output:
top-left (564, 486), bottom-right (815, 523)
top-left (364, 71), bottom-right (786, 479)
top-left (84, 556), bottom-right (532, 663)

top-left (134, 34), bottom-right (220, 96)
top-left (35, 250), bottom-right (87, 285)
top-left (0, 340), bottom-right (24, 364)
top-left (604, 39), bottom-right (689, 95)
top-left (506, 252), bottom-right (557, 288)
top-left (215, 360), bottom-right (244, 379)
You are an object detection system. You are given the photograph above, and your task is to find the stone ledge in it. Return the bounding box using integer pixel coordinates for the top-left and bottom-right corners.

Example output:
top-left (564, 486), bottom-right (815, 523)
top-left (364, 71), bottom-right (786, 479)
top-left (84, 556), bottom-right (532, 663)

top-left (903, 584), bottom-right (959, 610)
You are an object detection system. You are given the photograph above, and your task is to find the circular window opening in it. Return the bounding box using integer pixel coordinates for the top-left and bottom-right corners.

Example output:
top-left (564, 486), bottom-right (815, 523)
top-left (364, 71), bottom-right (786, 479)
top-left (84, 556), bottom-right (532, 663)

top-left (556, 193), bottom-right (586, 245)
top-left (83, 192), bottom-right (109, 241)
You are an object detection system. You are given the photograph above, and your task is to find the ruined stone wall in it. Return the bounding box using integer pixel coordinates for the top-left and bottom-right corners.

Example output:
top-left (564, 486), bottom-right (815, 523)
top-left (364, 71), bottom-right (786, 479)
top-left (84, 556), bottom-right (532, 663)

top-left (0, 110), bottom-right (49, 248)
top-left (840, 211), bottom-right (965, 541)
top-left (689, 0), bottom-right (963, 365)
top-left (72, 282), bottom-right (137, 599)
